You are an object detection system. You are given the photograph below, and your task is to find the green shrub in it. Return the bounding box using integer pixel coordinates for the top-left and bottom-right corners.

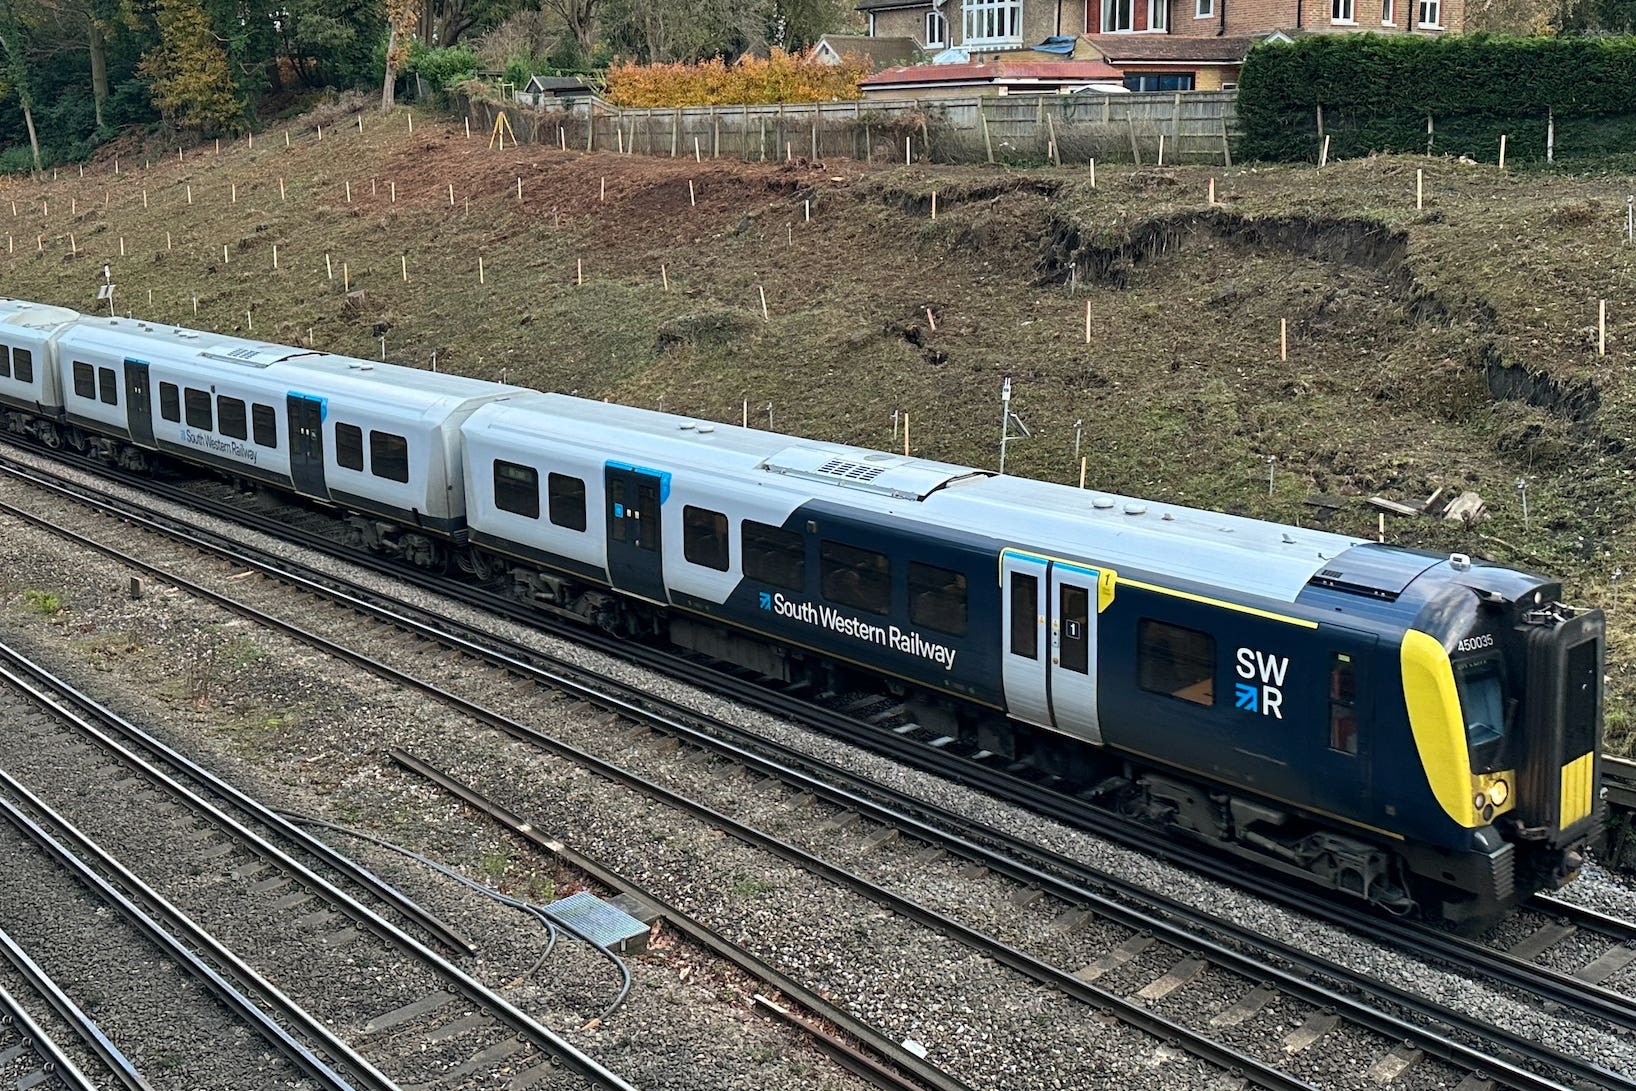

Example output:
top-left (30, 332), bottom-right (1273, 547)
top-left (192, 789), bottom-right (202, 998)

top-left (412, 45), bottom-right (480, 91)
top-left (1237, 34), bottom-right (1636, 163)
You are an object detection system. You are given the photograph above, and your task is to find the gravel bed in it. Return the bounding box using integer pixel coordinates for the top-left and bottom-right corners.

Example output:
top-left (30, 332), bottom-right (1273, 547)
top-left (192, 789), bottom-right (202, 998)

top-left (4, 449), bottom-right (1636, 1081)
top-left (0, 491), bottom-right (882, 1091)
top-left (0, 942), bottom-right (110, 1086)
top-left (0, 796), bottom-right (316, 1089)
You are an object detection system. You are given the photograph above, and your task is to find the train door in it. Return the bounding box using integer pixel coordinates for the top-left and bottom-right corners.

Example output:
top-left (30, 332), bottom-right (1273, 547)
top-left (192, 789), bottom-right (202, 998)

top-left (1048, 561), bottom-right (1105, 744)
top-left (604, 462), bottom-right (668, 604)
top-left (123, 359), bottom-right (154, 448)
top-left (286, 394), bottom-right (328, 499)
top-left (1000, 549), bottom-right (1107, 744)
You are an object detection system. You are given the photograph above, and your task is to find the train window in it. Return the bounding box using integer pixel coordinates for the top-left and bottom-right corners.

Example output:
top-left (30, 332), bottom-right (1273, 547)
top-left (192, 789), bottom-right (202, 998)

top-left (1137, 619), bottom-right (1215, 706)
top-left (98, 367), bottom-right (118, 406)
top-left (910, 562), bottom-right (967, 636)
top-left (1329, 653), bottom-right (1358, 755)
top-left (683, 506), bottom-right (730, 571)
top-left (184, 387), bottom-right (212, 430)
top-left (0, 346), bottom-right (10, 379)
top-left (1010, 572), bottom-right (1038, 659)
top-left (160, 383), bottom-right (180, 422)
top-left (1060, 585), bottom-right (1090, 674)
top-left (335, 423), bottom-right (364, 471)
top-left (549, 473), bottom-right (587, 531)
top-left (370, 431), bottom-right (409, 483)
top-left (820, 540), bottom-right (890, 615)
top-left (12, 348), bottom-right (31, 383)
top-left (743, 521), bottom-right (804, 591)
top-left (251, 404), bottom-right (277, 448)
top-left (494, 461), bottom-right (539, 518)
top-left (217, 396), bottom-right (247, 440)
top-left (72, 361), bottom-right (94, 399)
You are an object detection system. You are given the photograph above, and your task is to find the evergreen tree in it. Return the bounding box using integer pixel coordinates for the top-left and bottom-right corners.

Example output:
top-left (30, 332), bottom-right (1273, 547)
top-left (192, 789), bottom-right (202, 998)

top-left (139, 0), bottom-right (243, 133)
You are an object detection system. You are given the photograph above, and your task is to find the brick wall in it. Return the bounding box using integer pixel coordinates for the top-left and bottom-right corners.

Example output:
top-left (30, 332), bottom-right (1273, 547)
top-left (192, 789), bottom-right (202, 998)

top-left (870, 5), bottom-right (935, 44)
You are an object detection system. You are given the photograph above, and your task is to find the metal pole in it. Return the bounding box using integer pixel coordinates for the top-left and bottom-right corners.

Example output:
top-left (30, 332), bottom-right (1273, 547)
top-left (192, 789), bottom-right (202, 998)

top-left (999, 378), bottom-right (1012, 474)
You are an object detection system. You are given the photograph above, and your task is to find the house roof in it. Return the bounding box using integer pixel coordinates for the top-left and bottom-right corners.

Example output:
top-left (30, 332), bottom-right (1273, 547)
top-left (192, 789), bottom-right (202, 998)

top-left (1081, 35), bottom-right (1256, 63)
top-left (815, 34), bottom-right (921, 70)
top-left (854, 0), bottom-right (931, 10)
top-left (861, 59), bottom-right (1125, 87)
top-left (526, 75), bottom-right (591, 92)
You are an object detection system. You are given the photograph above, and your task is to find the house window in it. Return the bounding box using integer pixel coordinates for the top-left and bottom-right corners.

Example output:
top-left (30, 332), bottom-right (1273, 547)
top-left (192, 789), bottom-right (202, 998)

top-left (1382, 0), bottom-right (1395, 21)
top-left (1123, 73), bottom-right (1196, 92)
top-left (1417, 0), bottom-right (1439, 24)
top-left (1103, 0), bottom-right (1134, 32)
top-left (1138, 619), bottom-right (1216, 706)
top-left (683, 506), bottom-right (730, 571)
top-left (963, 0), bottom-right (1023, 44)
top-left (1196, 0), bottom-right (1213, 16)
top-left (1332, 0), bottom-right (1355, 20)
top-left (926, 9), bottom-right (948, 45)
top-left (1150, 0), bottom-right (1169, 31)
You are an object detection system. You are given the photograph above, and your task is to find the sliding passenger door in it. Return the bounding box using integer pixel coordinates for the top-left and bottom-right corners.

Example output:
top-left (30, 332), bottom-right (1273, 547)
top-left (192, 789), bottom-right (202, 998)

top-left (1001, 548), bottom-right (1107, 745)
top-left (1048, 560), bottom-right (1104, 745)
top-left (286, 394), bottom-right (328, 499)
top-left (123, 359), bottom-right (155, 448)
top-left (604, 462), bottom-right (668, 604)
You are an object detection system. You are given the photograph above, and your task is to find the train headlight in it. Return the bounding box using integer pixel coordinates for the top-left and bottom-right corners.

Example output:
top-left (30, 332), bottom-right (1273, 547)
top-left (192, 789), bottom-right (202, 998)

top-left (1489, 778), bottom-right (1510, 807)
top-left (1473, 791), bottom-right (1488, 811)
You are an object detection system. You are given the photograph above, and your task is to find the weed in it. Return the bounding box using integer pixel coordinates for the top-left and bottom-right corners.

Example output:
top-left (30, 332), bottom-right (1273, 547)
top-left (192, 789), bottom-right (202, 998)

top-left (732, 876), bottom-right (775, 898)
top-left (478, 850), bottom-right (509, 882)
top-left (21, 589), bottom-right (62, 616)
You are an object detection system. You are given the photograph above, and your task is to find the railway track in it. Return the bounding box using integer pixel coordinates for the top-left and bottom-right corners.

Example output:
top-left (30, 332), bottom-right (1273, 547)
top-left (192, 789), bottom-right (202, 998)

top-left (0, 927), bottom-right (112, 1091)
top-left (0, 448), bottom-right (1627, 1090)
top-left (0, 631), bottom-right (632, 1091)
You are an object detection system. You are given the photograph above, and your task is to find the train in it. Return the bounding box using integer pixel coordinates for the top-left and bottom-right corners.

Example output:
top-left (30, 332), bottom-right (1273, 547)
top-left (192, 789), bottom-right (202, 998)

top-left (0, 297), bottom-right (1606, 923)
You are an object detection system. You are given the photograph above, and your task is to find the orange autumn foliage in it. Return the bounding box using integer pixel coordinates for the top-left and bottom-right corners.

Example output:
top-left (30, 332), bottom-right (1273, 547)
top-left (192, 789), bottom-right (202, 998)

top-left (604, 48), bottom-right (867, 108)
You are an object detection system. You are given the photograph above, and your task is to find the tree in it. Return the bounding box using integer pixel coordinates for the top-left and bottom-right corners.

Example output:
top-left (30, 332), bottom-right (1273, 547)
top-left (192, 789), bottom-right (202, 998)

top-left (139, 0), bottom-right (244, 134)
top-left (541, 0), bottom-right (602, 66)
top-left (381, 0), bottom-right (419, 110)
top-left (0, 0), bottom-right (43, 175)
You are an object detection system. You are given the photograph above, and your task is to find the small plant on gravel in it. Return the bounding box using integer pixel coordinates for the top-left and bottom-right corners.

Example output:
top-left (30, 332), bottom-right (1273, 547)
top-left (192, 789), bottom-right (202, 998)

top-left (731, 876), bottom-right (776, 898)
top-left (523, 874), bottom-right (555, 903)
top-left (181, 633), bottom-right (222, 706)
top-left (478, 850), bottom-right (509, 882)
top-left (21, 589), bottom-right (63, 616)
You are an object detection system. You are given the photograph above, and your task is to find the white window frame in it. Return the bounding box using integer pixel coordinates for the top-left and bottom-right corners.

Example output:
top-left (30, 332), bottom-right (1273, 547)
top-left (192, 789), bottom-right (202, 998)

top-left (925, 9), bottom-right (947, 45)
top-left (1417, 0), bottom-right (1441, 25)
top-left (1332, 0), bottom-right (1355, 22)
top-left (963, 0), bottom-right (1024, 45)
top-left (1150, 0), bottom-right (1168, 31)
top-left (1381, 0), bottom-right (1394, 21)
top-left (1102, 0), bottom-right (1135, 32)
top-left (1196, 0), bottom-right (1214, 17)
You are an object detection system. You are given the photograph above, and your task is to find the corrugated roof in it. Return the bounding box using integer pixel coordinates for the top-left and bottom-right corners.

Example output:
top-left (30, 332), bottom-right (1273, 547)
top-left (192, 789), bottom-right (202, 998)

top-left (1081, 34), bottom-right (1256, 63)
top-left (861, 59), bottom-right (1124, 86)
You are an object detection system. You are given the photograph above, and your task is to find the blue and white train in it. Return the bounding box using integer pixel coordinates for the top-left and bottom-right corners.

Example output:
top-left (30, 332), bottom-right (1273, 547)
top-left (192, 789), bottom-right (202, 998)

top-left (0, 299), bottom-right (1605, 922)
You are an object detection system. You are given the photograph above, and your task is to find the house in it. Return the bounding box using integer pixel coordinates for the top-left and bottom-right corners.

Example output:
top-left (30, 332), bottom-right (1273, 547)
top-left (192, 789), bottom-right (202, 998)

top-left (814, 33), bottom-right (923, 69)
top-left (855, 0), bottom-right (1462, 70)
top-left (859, 58), bottom-right (1127, 99)
top-left (1079, 34), bottom-right (1270, 91)
top-left (519, 75), bottom-right (593, 107)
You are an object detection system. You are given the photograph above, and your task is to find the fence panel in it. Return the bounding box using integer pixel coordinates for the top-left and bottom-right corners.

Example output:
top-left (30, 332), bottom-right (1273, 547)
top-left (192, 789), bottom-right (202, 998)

top-left (455, 90), bottom-right (1239, 166)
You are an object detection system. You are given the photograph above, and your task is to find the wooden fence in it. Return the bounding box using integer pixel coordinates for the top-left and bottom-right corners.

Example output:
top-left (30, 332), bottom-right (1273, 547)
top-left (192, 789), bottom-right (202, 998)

top-left (453, 89), bottom-right (1239, 166)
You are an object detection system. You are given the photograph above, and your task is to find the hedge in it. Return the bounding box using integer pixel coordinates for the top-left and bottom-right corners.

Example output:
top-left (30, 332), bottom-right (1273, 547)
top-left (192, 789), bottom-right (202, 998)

top-left (1237, 34), bottom-right (1636, 163)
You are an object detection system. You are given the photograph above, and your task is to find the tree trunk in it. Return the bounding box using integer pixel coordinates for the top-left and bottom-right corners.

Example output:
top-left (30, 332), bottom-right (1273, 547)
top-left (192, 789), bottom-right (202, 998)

top-left (89, 19), bottom-right (108, 129)
top-left (20, 94), bottom-right (41, 178)
top-left (381, 24), bottom-right (398, 112)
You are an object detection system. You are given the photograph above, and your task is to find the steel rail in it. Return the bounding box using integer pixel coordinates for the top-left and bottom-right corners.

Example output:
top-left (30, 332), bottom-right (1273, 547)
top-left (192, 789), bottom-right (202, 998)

top-left (0, 927), bottom-right (115, 1091)
top-left (0, 764), bottom-right (369, 1091)
top-left (0, 641), bottom-right (634, 1091)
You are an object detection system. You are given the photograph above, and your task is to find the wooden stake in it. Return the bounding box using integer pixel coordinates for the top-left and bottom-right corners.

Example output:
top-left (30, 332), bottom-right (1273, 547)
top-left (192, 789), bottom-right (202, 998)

top-left (661, 264), bottom-right (669, 292)
top-left (1280, 318), bottom-right (1288, 361)
top-left (1158, 133), bottom-right (1165, 166)
top-left (247, 131), bottom-right (252, 149)
top-left (246, 310), bottom-right (252, 331)
top-left (119, 237), bottom-right (125, 256)
top-left (903, 413), bottom-right (910, 456)
top-left (743, 400), bottom-right (749, 427)
top-left (326, 254), bottom-right (333, 280)
top-left (186, 185), bottom-right (192, 205)
top-left (786, 142), bottom-right (792, 162)
top-left (465, 117), bottom-right (471, 139)
top-left (517, 177), bottom-right (522, 201)
top-left (689, 180), bottom-right (696, 207)
top-left (222, 245), bottom-right (228, 265)
top-left (1499, 133), bottom-right (1508, 170)
top-left (1079, 456), bottom-right (1087, 489)
top-left (478, 257), bottom-right (485, 284)
top-left (1208, 178), bottom-right (1216, 205)
top-left (758, 285), bottom-right (769, 321)
top-left (577, 258), bottom-right (583, 285)
top-left (279, 178), bottom-right (286, 201)
top-left (317, 124), bottom-right (323, 141)
top-left (36, 235), bottom-right (41, 252)
top-left (401, 255), bottom-right (408, 282)
top-left (69, 234), bottom-right (76, 255)
top-left (449, 183), bottom-right (455, 206)
top-left (358, 114), bottom-right (364, 135)
top-left (601, 176), bottom-right (606, 202)
top-left (906, 136), bottom-right (912, 165)
top-left (1599, 299), bottom-right (1607, 356)
top-left (342, 262), bottom-right (349, 290)
top-left (926, 307), bottom-right (937, 331)
top-left (285, 130), bottom-right (291, 146)
top-left (1416, 168), bottom-right (1424, 210)
top-left (231, 182), bottom-right (237, 203)
top-left (1320, 134), bottom-right (1330, 167)
top-left (931, 191), bottom-right (937, 220)
top-left (1085, 300), bottom-right (1092, 344)
top-left (407, 110), bottom-right (413, 133)
top-left (390, 181), bottom-right (396, 203)
top-left (695, 136), bottom-right (702, 163)
top-left (272, 244), bottom-right (278, 269)
top-left (804, 199), bottom-right (811, 222)
top-left (166, 231), bottom-right (171, 252)
top-left (192, 295), bottom-right (198, 316)
top-left (215, 138), bottom-right (220, 154)
top-left (345, 181), bottom-right (351, 203)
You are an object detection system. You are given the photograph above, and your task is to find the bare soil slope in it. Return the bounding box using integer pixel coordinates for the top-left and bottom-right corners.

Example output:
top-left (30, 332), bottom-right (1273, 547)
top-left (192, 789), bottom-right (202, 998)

top-left (3, 111), bottom-right (1633, 748)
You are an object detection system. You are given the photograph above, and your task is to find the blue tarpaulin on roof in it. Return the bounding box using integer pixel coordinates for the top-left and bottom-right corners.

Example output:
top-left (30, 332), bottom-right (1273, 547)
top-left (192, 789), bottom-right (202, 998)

top-left (1035, 35), bottom-right (1076, 54)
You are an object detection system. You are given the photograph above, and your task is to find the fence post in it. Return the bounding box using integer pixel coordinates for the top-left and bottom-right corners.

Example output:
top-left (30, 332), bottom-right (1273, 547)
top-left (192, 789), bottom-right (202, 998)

top-left (980, 98), bottom-right (996, 164)
top-left (743, 105), bottom-right (751, 160)
top-left (1127, 114), bottom-right (1141, 165)
top-left (1172, 92), bottom-right (1184, 162)
top-left (1221, 117), bottom-right (1233, 168)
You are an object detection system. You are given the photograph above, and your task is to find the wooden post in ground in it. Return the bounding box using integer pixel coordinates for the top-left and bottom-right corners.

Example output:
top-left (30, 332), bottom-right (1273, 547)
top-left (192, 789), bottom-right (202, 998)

top-left (1208, 178), bottom-right (1216, 205)
top-left (1499, 134), bottom-right (1508, 170)
top-left (1089, 158), bottom-right (1096, 188)
top-left (478, 257), bottom-right (485, 284)
top-left (1280, 318), bottom-right (1288, 361)
top-left (661, 264), bottom-right (669, 292)
top-left (1127, 116), bottom-right (1140, 165)
top-left (931, 191), bottom-right (937, 220)
top-left (1600, 300), bottom-right (1608, 356)
top-left (979, 102), bottom-right (995, 165)
top-left (758, 285), bottom-right (769, 321)
top-left (326, 254), bottom-right (333, 280)
top-left (1085, 300), bottom-right (1091, 344)
top-left (577, 259), bottom-right (583, 285)
top-left (401, 255), bottom-right (408, 282)
top-left (342, 262), bottom-right (349, 290)
top-left (1416, 169), bottom-right (1424, 210)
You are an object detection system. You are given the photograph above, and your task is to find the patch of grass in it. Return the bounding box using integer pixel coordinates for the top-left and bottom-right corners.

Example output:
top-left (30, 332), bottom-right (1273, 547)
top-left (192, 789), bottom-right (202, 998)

top-left (20, 589), bottom-right (62, 616)
top-left (477, 850), bottom-right (509, 883)
top-left (732, 876), bottom-right (776, 898)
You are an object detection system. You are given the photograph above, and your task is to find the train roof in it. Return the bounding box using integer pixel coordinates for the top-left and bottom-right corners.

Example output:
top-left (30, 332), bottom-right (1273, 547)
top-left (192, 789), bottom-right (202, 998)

top-left (55, 313), bottom-right (518, 412)
top-left (471, 393), bottom-right (1365, 603)
top-left (0, 298), bottom-right (80, 335)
